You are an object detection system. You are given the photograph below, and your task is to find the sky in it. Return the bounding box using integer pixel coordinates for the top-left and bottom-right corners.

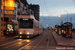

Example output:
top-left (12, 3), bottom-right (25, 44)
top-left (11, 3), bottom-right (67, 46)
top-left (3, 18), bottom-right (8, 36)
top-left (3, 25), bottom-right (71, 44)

top-left (27, 0), bottom-right (75, 16)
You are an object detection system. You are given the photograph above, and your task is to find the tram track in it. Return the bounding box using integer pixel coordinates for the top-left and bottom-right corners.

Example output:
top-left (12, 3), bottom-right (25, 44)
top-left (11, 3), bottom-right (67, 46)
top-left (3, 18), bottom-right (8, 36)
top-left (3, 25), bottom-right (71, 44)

top-left (0, 39), bottom-right (21, 46)
top-left (45, 33), bottom-right (50, 50)
top-left (32, 31), bottom-right (51, 50)
top-left (1, 39), bottom-right (29, 49)
top-left (18, 31), bottom-right (52, 50)
top-left (31, 34), bottom-right (46, 50)
top-left (18, 32), bottom-right (46, 50)
top-left (0, 33), bottom-right (44, 50)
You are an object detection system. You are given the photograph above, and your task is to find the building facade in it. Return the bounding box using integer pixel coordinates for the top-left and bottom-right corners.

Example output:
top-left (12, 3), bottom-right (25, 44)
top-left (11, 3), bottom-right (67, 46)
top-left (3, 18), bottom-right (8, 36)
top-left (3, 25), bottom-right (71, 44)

top-left (28, 4), bottom-right (40, 21)
top-left (0, 0), bottom-right (28, 38)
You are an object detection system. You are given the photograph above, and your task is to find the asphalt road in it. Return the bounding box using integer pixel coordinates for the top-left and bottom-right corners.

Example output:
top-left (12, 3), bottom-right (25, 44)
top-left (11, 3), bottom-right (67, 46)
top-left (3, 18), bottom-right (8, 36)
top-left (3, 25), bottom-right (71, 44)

top-left (0, 30), bottom-right (73, 50)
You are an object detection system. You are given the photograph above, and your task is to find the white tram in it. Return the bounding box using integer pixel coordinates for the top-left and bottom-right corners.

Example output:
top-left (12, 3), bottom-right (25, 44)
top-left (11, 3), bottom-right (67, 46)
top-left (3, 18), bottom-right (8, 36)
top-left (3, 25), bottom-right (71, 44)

top-left (18, 14), bottom-right (43, 38)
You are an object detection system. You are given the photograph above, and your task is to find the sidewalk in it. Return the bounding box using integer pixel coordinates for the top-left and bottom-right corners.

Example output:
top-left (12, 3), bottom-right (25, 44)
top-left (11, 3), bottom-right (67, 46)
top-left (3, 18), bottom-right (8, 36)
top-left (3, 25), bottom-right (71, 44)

top-left (0, 36), bottom-right (19, 41)
top-left (52, 31), bottom-right (75, 46)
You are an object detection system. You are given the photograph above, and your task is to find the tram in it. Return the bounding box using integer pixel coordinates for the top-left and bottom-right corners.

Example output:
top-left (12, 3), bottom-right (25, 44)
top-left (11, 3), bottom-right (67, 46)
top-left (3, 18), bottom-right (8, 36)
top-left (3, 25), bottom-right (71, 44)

top-left (18, 14), bottom-right (43, 38)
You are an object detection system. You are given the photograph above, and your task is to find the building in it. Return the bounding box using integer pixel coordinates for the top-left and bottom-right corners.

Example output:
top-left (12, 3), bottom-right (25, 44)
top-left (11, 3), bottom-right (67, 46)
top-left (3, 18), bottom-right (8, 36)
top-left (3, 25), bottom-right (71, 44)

top-left (16, 1), bottom-right (40, 21)
top-left (20, 0), bottom-right (28, 6)
top-left (28, 4), bottom-right (40, 21)
top-left (0, 0), bottom-right (28, 38)
top-left (16, 0), bottom-right (29, 18)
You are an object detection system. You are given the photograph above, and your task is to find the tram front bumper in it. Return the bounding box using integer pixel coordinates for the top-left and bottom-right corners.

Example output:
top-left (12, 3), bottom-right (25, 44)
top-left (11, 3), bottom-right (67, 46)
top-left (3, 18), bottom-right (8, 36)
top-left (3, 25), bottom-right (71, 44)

top-left (19, 34), bottom-right (33, 38)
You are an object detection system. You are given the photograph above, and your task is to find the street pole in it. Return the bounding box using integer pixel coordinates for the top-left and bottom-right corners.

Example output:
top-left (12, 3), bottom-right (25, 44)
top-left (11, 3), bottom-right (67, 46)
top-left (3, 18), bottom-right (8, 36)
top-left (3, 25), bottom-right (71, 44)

top-left (63, 10), bottom-right (68, 22)
top-left (70, 17), bottom-right (72, 23)
top-left (58, 15), bottom-right (61, 25)
top-left (2, 0), bottom-right (5, 39)
top-left (66, 11), bottom-right (68, 22)
top-left (62, 16), bottom-right (63, 23)
top-left (41, 20), bottom-right (43, 27)
top-left (0, 0), bottom-right (1, 39)
top-left (65, 15), bottom-right (66, 22)
top-left (61, 15), bottom-right (63, 25)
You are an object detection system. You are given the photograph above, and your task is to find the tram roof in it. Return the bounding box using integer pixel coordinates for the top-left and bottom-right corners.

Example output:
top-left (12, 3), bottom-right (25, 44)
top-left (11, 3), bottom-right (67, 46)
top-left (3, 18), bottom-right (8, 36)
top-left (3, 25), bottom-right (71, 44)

top-left (19, 14), bottom-right (42, 25)
top-left (19, 14), bottom-right (35, 19)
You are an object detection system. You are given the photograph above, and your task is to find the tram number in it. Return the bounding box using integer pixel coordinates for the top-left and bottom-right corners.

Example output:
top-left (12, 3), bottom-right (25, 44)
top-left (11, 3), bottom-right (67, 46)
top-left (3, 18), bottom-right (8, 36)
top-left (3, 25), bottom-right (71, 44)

top-left (7, 24), bottom-right (14, 31)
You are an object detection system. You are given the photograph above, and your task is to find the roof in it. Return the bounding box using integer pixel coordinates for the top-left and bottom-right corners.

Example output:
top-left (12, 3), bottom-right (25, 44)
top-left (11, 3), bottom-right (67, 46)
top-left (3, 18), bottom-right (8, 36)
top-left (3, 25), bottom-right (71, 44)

top-left (19, 14), bottom-right (35, 19)
top-left (64, 22), bottom-right (72, 25)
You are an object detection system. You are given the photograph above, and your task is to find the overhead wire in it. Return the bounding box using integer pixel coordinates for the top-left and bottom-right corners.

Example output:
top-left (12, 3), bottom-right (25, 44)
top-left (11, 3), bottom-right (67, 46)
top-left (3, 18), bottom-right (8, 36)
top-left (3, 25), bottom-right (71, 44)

top-left (44, 0), bottom-right (50, 16)
top-left (43, 0), bottom-right (51, 27)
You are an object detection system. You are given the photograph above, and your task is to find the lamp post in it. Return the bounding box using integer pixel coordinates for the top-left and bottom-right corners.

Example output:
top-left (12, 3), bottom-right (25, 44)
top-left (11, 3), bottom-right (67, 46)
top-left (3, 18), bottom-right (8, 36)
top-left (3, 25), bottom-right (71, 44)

top-left (58, 15), bottom-right (61, 25)
top-left (58, 15), bottom-right (63, 25)
top-left (47, 24), bottom-right (48, 27)
top-left (62, 10), bottom-right (68, 22)
top-left (1, 0), bottom-right (5, 39)
top-left (0, 0), bottom-right (1, 39)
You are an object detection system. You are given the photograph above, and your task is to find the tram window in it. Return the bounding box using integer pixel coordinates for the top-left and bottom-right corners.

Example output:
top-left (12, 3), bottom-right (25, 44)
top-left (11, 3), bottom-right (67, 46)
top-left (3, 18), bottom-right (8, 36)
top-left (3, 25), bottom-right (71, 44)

top-left (19, 19), bottom-right (33, 28)
top-left (39, 25), bottom-right (43, 28)
top-left (35, 22), bottom-right (39, 28)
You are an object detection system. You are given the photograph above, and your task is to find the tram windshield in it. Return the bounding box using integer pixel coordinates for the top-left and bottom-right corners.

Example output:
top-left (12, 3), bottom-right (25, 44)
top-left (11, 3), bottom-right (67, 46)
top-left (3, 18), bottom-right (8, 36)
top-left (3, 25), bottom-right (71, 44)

top-left (19, 19), bottom-right (33, 28)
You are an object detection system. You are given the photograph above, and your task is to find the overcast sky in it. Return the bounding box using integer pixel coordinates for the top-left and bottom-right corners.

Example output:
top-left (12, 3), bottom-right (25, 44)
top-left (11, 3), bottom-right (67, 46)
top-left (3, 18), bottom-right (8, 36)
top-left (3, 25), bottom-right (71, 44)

top-left (27, 0), bottom-right (75, 16)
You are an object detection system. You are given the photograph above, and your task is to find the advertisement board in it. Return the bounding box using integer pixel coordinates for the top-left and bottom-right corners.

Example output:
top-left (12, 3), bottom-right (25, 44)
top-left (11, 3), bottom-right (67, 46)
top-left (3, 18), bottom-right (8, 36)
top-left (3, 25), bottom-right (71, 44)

top-left (6, 22), bottom-right (14, 35)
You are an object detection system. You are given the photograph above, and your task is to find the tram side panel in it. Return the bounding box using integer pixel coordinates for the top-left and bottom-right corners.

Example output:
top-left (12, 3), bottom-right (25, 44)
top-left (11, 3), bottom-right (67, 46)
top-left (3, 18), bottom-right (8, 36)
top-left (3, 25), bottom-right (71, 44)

top-left (33, 21), bottom-right (39, 35)
top-left (33, 21), bottom-right (43, 35)
top-left (39, 24), bottom-right (43, 35)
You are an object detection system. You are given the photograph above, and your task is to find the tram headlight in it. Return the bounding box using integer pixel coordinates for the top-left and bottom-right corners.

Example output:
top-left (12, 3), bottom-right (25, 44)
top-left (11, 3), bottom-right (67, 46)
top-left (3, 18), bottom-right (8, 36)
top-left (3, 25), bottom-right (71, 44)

top-left (27, 36), bottom-right (29, 38)
top-left (20, 36), bottom-right (22, 38)
top-left (20, 32), bottom-right (22, 34)
top-left (27, 32), bottom-right (29, 35)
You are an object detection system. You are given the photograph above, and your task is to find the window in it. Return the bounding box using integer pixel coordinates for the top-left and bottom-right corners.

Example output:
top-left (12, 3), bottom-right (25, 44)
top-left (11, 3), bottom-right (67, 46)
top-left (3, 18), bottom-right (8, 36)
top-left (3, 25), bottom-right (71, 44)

top-left (19, 19), bottom-right (33, 28)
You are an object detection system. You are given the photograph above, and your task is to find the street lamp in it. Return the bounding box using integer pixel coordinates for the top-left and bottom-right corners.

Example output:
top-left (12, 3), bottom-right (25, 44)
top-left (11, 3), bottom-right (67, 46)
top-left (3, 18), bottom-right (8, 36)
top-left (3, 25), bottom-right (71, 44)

top-left (62, 10), bottom-right (68, 22)
top-left (58, 15), bottom-right (61, 25)
top-left (58, 15), bottom-right (61, 18)
top-left (47, 24), bottom-right (48, 27)
top-left (58, 15), bottom-right (63, 25)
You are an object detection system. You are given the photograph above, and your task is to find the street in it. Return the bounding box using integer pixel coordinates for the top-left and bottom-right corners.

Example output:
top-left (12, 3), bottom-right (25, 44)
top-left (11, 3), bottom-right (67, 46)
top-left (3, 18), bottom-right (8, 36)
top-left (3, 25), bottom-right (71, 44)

top-left (0, 30), bottom-right (75, 50)
top-left (0, 0), bottom-right (75, 50)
